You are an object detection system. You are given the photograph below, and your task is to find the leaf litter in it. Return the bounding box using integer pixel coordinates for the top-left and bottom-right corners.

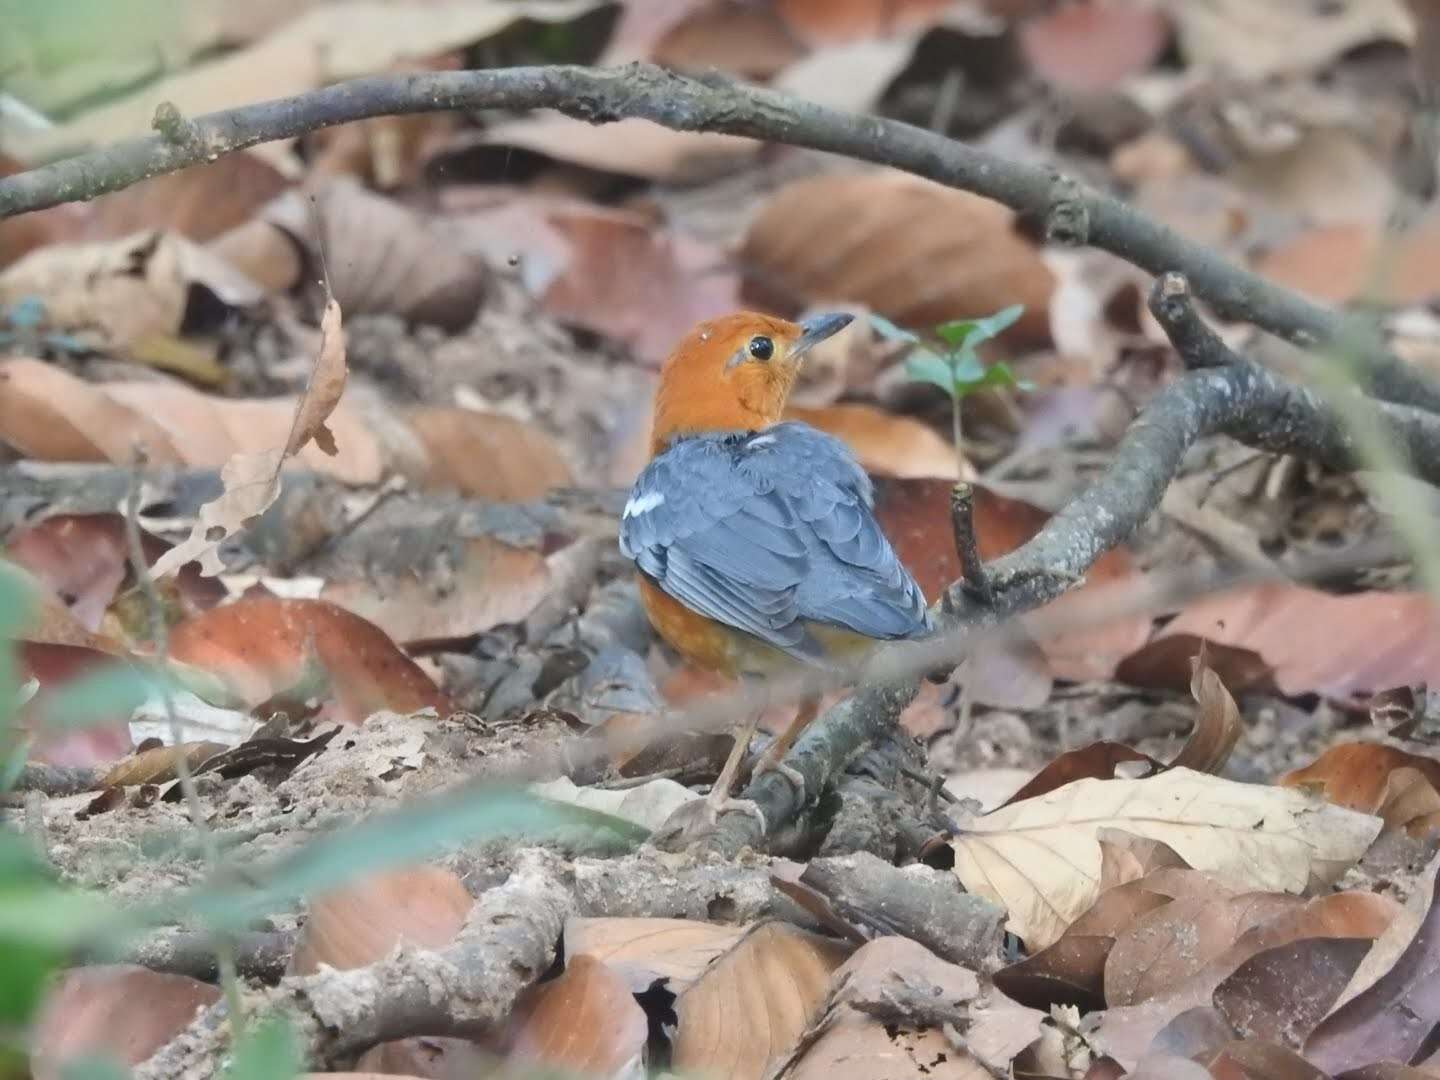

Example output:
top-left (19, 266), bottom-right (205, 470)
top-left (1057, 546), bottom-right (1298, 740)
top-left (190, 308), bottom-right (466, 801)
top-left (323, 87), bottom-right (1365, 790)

top-left (7, 3), bottom-right (1440, 1079)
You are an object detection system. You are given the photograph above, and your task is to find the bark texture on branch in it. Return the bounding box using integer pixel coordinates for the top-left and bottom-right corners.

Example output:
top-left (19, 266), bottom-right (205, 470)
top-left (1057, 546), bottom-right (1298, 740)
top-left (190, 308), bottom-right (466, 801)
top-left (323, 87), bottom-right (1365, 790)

top-left (0, 62), bottom-right (1427, 411)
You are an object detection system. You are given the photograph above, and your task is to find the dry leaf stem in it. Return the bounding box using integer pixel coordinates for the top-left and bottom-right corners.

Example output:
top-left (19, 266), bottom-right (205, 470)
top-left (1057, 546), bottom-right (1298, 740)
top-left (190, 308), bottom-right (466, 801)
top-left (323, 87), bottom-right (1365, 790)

top-left (0, 63), bottom-right (1431, 412)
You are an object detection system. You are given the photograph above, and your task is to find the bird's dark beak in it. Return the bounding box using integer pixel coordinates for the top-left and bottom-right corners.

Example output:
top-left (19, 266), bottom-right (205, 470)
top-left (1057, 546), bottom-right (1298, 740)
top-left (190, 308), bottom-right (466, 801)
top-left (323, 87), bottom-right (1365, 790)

top-left (792, 312), bottom-right (854, 359)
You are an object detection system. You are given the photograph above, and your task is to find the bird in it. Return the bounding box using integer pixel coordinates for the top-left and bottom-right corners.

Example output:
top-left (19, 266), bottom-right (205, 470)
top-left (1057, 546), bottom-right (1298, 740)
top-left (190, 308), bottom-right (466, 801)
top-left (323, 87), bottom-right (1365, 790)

top-left (619, 310), bottom-right (933, 827)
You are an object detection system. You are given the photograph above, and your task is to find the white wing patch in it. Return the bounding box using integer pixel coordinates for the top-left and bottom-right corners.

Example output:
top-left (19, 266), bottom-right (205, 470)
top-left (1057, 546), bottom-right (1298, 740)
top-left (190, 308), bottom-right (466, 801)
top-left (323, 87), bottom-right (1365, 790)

top-left (747, 434), bottom-right (777, 448)
top-left (623, 490), bottom-right (666, 518)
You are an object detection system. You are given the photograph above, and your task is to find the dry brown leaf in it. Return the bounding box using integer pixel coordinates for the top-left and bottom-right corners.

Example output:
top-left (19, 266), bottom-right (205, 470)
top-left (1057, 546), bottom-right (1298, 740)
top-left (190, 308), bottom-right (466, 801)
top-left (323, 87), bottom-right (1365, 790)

top-left (784, 1018), bottom-right (990, 1080)
top-left (673, 921), bottom-right (852, 1080)
top-left (1279, 742), bottom-right (1440, 821)
top-left (1018, 1), bottom-right (1171, 91)
top-left (1216, 937), bottom-right (1374, 1048)
top-left (1378, 766), bottom-right (1440, 837)
top-left (1001, 741), bottom-right (1160, 808)
top-left (775, 0), bottom-right (954, 43)
top-left (1097, 829), bottom-right (1192, 891)
top-left (951, 768), bottom-right (1382, 950)
top-left (167, 596), bottom-right (450, 724)
top-left (455, 195), bottom-right (739, 365)
top-left (787, 403), bottom-right (963, 480)
top-left (30, 965), bottom-right (221, 1080)
top-left (1118, 583), bottom-right (1440, 698)
top-left (772, 35), bottom-right (925, 114)
top-left (290, 865), bottom-right (472, 975)
top-left (564, 917), bottom-right (747, 994)
top-left (0, 230), bottom-right (262, 349)
top-left (1171, 643), bottom-right (1243, 774)
top-left (265, 180), bottom-right (486, 330)
top-left (285, 294), bottom-right (347, 457)
top-left (741, 171), bottom-right (1054, 351)
top-left (1257, 215), bottom-right (1440, 307)
top-left (402, 406), bottom-right (572, 501)
top-left (100, 742), bottom-right (227, 788)
top-left (18, 642), bottom-right (134, 767)
top-left (508, 954), bottom-right (648, 1076)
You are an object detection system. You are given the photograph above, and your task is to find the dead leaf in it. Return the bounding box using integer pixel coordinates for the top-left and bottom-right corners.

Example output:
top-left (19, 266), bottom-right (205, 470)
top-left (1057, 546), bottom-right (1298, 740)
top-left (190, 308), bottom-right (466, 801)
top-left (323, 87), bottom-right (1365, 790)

top-left (1280, 742), bottom-right (1440, 821)
top-left (1171, 643), bottom-right (1243, 774)
top-left (18, 642), bottom-right (135, 768)
top-left (290, 865), bottom-right (472, 974)
top-left (401, 406), bottom-right (572, 501)
top-left (1215, 937), bottom-right (1370, 1047)
top-left (285, 294), bottom-right (346, 457)
top-left (775, 0), bottom-right (955, 43)
top-left (1200, 1040), bottom-right (1327, 1080)
top-left (100, 742), bottom-right (226, 788)
top-left (741, 171), bottom-right (1054, 351)
top-left (465, 113), bottom-right (759, 183)
top-left (565, 917), bottom-right (747, 994)
top-left (786, 403), bottom-right (963, 480)
top-left (1118, 583), bottom-right (1440, 698)
top-left (625, 1), bottom-right (803, 76)
top-left (30, 965), bottom-right (221, 1080)
top-left (265, 180), bottom-right (486, 331)
top-left (873, 478), bottom-right (1151, 681)
top-left (1257, 215), bottom-right (1440, 306)
top-left (167, 596), bottom-right (450, 724)
top-left (529, 776), bottom-right (699, 832)
top-left (1306, 863), bottom-right (1440, 1073)
top-left (455, 195), bottom-right (739, 365)
top-left (1018, 1), bottom-right (1171, 91)
top-left (1162, 0), bottom-right (1413, 80)
top-left (0, 230), bottom-right (262, 349)
top-left (672, 921), bottom-right (852, 1080)
top-left (148, 448), bottom-right (285, 578)
top-left (1001, 741), bottom-right (1160, 807)
top-left (1378, 766), bottom-right (1440, 838)
top-left (950, 768), bottom-right (1381, 950)
top-left (1098, 829), bottom-right (1192, 891)
top-left (772, 36), bottom-right (925, 114)
top-left (508, 954), bottom-right (648, 1077)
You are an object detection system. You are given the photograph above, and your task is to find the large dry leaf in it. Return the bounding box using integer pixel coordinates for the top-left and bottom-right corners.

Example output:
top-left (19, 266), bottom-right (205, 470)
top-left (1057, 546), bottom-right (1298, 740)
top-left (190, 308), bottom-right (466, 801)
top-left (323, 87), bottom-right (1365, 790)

top-left (508, 954), bottom-right (648, 1077)
top-left (1258, 215), bottom-right (1440, 307)
top-left (565, 917), bottom-right (746, 994)
top-left (951, 768), bottom-right (1382, 950)
top-left (167, 596), bottom-right (450, 724)
top-left (1018, 1), bottom-right (1171, 90)
top-left (1280, 742), bottom-right (1440, 825)
top-left (401, 406), bottom-right (572, 501)
top-left (740, 171), bottom-right (1054, 350)
top-left (0, 230), bottom-right (262, 349)
top-left (873, 478), bottom-right (1151, 680)
top-left (290, 865), bottom-right (472, 974)
top-left (467, 113), bottom-right (758, 183)
top-left (1214, 938), bottom-right (1374, 1047)
top-left (1118, 583), bottom-right (1440, 698)
top-left (1162, 0), bottom-right (1412, 80)
top-left (775, 0), bottom-right (955, 43)
top-left (786, 403), bottom-right (961, 480)
top-left (8, 0), bottom-right (604, 165)
top-left (30, 965), bottom-right (221, 1080)
top-left (455, 195), bottom-right (739, 365)
top-left (673, 921), bottom-right (852, 1080)
top-left (264, 180), bottom-right (485, 330)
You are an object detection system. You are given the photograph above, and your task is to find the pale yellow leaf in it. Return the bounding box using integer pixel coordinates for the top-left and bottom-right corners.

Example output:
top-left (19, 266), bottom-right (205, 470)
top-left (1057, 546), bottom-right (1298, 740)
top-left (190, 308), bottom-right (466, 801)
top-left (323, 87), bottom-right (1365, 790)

top-left (951, 768), bottom-right (1381, 951)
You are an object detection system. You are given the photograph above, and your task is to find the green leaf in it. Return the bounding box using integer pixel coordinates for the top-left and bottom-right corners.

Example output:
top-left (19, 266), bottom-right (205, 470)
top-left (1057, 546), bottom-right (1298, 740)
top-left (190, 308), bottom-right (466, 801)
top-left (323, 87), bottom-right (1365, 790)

top-left (950, 350), bottom-right (987, 386)
top-left (867, 313), bottom-right (920, 344)
top-left (968, 304), bottom-right (1026, 344)
top-left (934, 319), bottom-right (980, 348)
top-left (904, 351), bottom-right (958, 398)
top-left (226, 1015), bottom-right (300, 1080)
top-left (0, 561), bottom-right (36, 641)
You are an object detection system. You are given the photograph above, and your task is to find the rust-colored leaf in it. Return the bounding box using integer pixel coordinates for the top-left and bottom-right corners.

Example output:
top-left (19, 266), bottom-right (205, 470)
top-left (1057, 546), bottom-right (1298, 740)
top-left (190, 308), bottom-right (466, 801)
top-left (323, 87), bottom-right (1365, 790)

top-left (289, 865), bottom-right (473, 975)
top-left (564, 917), bottom-right (746, 994)
top-left (672, 921), bottom-right (851, 1080)
top-left (1279, 742), bottom-right (1440, 819)
top-left (167, 596), bottom-right (450, 724)
top-left (740, 171), bottom-right (1055, 351)
top-left (509, 954), bottom-right (648, 1076)
top-left (775, 0), bottom-right (954, 43)
top-left (30, 965), bottom-right (220, 1080)
top-left (1257, 215), bottom-right (1440, 307)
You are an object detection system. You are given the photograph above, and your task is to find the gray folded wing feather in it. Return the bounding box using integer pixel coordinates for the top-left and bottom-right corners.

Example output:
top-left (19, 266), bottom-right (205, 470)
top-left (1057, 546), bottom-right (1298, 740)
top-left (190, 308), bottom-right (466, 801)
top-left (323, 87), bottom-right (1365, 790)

top-left (619, 423), bottom-right (931, 665)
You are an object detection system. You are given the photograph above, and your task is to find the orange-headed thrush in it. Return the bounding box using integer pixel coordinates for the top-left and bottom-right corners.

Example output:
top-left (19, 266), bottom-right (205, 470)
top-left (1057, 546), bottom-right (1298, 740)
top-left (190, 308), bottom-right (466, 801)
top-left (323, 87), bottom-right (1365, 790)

top-left (619, 311), bottom-right (932, 822)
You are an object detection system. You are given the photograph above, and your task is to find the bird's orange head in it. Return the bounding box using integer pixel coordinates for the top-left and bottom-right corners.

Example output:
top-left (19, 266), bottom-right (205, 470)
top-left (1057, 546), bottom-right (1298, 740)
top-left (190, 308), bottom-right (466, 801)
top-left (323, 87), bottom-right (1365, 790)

top-left (649, 310), bottom-right (853, 454)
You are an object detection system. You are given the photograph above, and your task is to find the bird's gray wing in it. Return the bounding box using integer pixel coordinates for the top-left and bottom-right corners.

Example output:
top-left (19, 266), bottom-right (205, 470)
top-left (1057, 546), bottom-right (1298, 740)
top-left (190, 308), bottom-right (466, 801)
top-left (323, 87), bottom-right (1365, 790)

top-left (619, 426), bottom-right (931, 665)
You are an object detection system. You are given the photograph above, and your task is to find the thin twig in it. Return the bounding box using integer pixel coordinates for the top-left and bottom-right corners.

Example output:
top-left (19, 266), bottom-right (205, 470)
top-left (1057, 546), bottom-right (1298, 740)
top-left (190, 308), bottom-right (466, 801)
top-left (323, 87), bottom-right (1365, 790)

top-left (948, 481), bottom-right (992, 606)
top-left (0, 63), bottom-right (1431, 411)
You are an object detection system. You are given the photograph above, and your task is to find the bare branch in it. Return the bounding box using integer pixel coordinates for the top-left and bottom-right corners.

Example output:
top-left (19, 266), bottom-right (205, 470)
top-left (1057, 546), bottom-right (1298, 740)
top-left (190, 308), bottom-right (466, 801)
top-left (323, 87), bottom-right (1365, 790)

top-left (0, 62), bottom-right (1429, 410)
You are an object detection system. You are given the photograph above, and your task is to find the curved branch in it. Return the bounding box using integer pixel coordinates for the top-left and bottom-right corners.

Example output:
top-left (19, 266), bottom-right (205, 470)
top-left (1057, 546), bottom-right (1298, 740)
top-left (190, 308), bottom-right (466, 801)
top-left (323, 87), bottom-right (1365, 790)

top-left (703, 274), bottom-right (1440, 856)
top-left (0, 61), bottom-right (1430, 410)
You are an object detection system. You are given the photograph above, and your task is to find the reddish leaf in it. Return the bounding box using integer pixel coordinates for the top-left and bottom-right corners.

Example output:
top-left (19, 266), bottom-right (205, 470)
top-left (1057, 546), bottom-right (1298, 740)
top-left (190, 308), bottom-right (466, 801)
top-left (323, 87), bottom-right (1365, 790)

top-left (1001, 741), bottom-right (1159, 807)
top-left (1280, 742), bottom-right (1440, 818)
top-left (167, 597), bottom-right (449, 724)
top-left (1213, 937), bottom-right (1373, 1047)
top-left (508, 954), bottom-right (648, 1075)
top-left (1019, 1), bottom-right (1171, 91)
top-left (17, 642), bottom-right (135, 767)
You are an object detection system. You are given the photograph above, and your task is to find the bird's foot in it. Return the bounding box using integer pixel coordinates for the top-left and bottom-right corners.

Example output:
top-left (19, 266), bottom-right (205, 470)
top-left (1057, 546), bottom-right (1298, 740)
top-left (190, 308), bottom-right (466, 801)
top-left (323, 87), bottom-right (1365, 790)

top-left (651, 788), bottom-right (766, 851)
top-left (752, 753), bottom-right (807, 802)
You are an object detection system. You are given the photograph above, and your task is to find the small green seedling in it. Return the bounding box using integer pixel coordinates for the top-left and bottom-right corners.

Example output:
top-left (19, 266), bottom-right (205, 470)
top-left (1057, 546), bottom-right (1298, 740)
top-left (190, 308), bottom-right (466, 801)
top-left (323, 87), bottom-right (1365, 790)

top-left (871, 305), bottom-right (1032, 474)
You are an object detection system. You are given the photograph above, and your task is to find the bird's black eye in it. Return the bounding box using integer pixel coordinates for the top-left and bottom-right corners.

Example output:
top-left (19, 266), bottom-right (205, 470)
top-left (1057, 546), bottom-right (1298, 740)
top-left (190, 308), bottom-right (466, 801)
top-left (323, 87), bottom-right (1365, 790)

top-left (748, 335), bottom-right (774, 361)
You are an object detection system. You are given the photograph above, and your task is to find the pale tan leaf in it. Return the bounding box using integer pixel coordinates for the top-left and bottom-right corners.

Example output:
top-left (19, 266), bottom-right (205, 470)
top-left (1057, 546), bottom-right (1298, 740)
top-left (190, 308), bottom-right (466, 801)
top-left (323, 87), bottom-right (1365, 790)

top-left (951, 769), bottom-right (1382, 950)
top-left (1097, 829), bottom-right (1191, 891)
top-left (673, 922), bottom-right (852, 1080)
top-left (565, 917), bottom-right (747, 994)
top-left (148, 448), bottom-right (284, 578)
top-left (285, 294), bottom-right (347, 458)
top-left (100, 741), bottom-right (227, 788)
